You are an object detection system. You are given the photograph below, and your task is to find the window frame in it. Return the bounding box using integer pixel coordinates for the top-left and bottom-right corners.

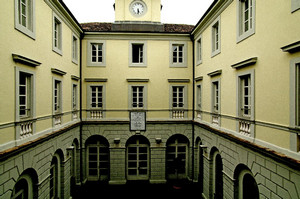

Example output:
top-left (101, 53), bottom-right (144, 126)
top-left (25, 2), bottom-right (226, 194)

top-left (290, 57), bottom-right (300, 152)
top-left (14, 0), bottom-right (36, 39)
top-left (53, 13), bottom-right (63, 55)
top-left (129, 85), bottom-right (147, 110)
top-left (53, 78), bottom-right (62, 114)
top-left (129, 41), bottom-right (147, 67)
top-left (196, 36), bottom-right (203, 65)
top-left (72, 83), bottom-right (78, 111)
top-left (291, 0), bottom-right (300, 12)
top-left (72, 33), bottom-right (79, 64)
top-left (237, 0), bottom-right (256, 43)
top-left (87, 84), bottom-right (106, 110)
top-left (15, 67), bottom-right (35, 121)
top-left (196, 84), bottom-right (202, 111)
top-left (170, 41), bottom-right (188, 67)
top-left (211, 79), bottom-right (220, 114)
top-left (211, 17), bottom-right (221, 57)
top-left (237, 69), bottom-right (255, 120)
top-left (169, 84), bottom-right (188, 118)
top-left (87, 40), bottom-right (106, 67)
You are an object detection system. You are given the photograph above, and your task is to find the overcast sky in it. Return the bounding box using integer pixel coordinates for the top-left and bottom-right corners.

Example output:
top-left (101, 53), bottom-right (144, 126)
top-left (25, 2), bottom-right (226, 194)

top-left (63, 0), bottom-right (214, 25)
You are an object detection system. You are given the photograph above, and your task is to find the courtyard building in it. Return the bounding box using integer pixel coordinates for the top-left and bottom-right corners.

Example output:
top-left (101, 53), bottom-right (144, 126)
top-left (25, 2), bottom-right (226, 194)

top-left (0, 0), bottom-right (300, 198)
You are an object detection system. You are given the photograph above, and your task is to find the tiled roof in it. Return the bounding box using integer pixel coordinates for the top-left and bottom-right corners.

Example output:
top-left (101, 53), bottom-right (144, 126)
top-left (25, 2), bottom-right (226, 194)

top-left (80, 22), bottom-right (194, 33)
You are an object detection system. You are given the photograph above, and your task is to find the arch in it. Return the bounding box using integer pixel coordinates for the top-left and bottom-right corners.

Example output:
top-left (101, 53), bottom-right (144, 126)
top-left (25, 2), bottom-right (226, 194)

top-left (11, 168), bottom-right (38, 199)
top-left (126, 135), bottom-right (150, 146)
top-left (85, 135), bottom-right (110, 147)
top-left (85, 135), bottom-right (110, 181)
top-left (50, 152), bottom-right (63, 199)
top-left (210, 147), bottom-right (223, 199)
top-left (126, 135), bottom-right (150, 181)
top-left (234, 164), bottom-right (259, 199)
top-left (166, 134), bottom-right (189, 180)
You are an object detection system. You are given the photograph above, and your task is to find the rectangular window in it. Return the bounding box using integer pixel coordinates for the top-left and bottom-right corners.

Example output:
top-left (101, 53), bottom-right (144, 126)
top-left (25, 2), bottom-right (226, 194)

top-left (170, 42), bottom-right (187, 67)
top-left (196, 37), bottom-right (202, 65)
top-left (19, 72), bottom-right (32, 118)
top-left (212, 81), bottom-right (219, 113)
top-left (212, 21), bottom-right (220, 54)
top-left (72, 84), bottom-right (77, 110)
top-left (53, 14), bottom-right (62, 54)
top-left (15, 0), bottom-right (35, 39)
top-left (91, 43), bottom-right (103, 63)
top-left (240, 74), bottom-right (251, 117)
top-left (172, 44), bottom-right (183, 64)
top-left (91, 86), bottom-right (103, 108)
top-left (54, 80), bottom-right (62, 113)
top-left (72, 35), bottom-right (78, 63)
top-left (87, 40), bottom-right (106, 67)
top-left (132, 44), bottom-right (144, 63)
top-left (238, 0), bottom-right (255, 42)
top-left (172, 86), bottom-right (184, 108)
top-left (197, 85), bottom-right (202, 110)
top-left (132, 86), bottom-right (144, 108)
top-left (130, 41), bottom-right (147, 67)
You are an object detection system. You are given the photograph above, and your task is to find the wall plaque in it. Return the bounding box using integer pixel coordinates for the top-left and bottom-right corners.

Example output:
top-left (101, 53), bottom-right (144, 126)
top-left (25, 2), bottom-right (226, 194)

top-left (130, 111), bottom-right (146, 131)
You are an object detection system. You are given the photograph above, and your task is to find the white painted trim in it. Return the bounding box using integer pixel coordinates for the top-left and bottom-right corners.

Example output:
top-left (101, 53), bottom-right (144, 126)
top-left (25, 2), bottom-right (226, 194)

top-left (14, 0), bottom-right (36, 39)
top-left (129, 40), bottom-right (147, 67)
top-left (86, 40), bottom-right (106, 67)
top-left (169, 41), bottom-right (188, 67)
top-left (236, 0), bottom-right (256, 43)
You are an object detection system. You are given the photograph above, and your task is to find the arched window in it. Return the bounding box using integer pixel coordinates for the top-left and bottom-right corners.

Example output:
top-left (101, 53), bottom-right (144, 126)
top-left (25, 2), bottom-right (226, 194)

top-left (211, 149), bottom-right (223, 199)
top-left (11, 178), bottom-right (29, 199)
top-left (238, 169), bottom-right (259, 199)
top-left (126, 136), bottom-right (150, 181)
top-left (86, 136), bottom-right (110, 181)
top-left (50, 155), bottom-right (60, 199)
top-left (166, 135), bottom-right (189, 180)
top-left (11, 170), bottom-right (38, 199)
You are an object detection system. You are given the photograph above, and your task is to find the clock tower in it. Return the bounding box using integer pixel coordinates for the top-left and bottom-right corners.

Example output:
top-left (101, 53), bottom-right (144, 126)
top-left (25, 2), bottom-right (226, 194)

top-left (114, 0), bottom-right (162, 24)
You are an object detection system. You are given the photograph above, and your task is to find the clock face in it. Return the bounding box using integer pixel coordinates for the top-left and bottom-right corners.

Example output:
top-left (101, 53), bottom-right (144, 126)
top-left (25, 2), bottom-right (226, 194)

top-left (130, 1), bottom-right (147, 16)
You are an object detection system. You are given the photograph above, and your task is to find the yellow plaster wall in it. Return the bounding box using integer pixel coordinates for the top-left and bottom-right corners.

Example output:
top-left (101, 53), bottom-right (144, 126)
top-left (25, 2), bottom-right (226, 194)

top-left (0, 0), bottom-right (80, 146)
top-left (193, 0), bottom-right (300, 149)
top-left (82, 36), bottom-right (193, 120)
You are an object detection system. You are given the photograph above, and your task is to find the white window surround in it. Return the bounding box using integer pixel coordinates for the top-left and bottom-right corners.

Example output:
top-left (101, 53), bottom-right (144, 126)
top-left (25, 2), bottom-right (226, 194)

top-left (14, 0), bottom-right (36, 39)
top-left (87, 84), bottom-right (106, 119)
top-left (196, 84), bottom-right (202, 111)
top-left (53, 12), bottom-right (63, 55)
top-left (170, 41), bottom-right (188, 67)
top-left (290, 57), bottom-right (300, 152)
top-left (291, 0), bottom-right (300, 12)
top-left (87, 40), bottom-right (106, 67)
top-left (53, 78), bottom-right (62, 114)
top-left (129, 85), bottom-right (148, 110)
top-left (211, 16), bottom-right (221, 57)
top-left (237, 0), bottom-right (256, 43)
top-left (129, 41), bottom-right (147, 67)
top-left (72, 83), bottom-right (78, 111)
top-left (196, 35), bottom-right (203, 66)
top-left (15, 67), bottom-right (35, 121)
top-left (237, 69), bottom-right (255, 120)
top-left (211, 79), bottom-right (220, 114)
top-left (72, 33), bottom-right (79, 64)
top-left (169, 84), bottom-right (188, 118)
